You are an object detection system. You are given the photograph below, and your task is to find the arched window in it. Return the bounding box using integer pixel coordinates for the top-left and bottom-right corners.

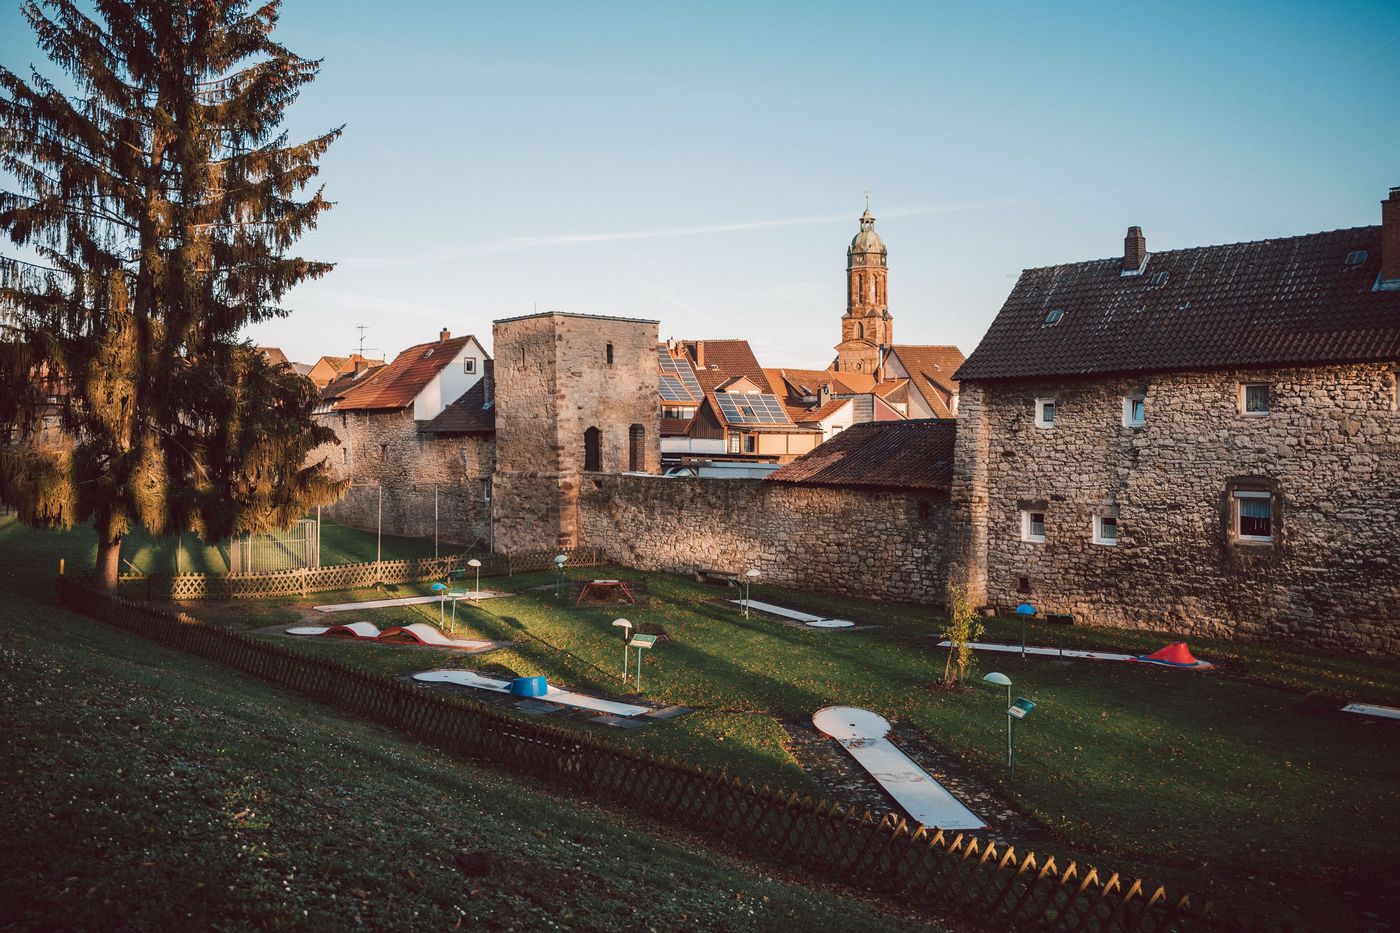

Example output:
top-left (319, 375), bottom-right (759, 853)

top-left (584, 427), bottom-right (601, 472)
top-left (628, 424), bottom-right (645, 471)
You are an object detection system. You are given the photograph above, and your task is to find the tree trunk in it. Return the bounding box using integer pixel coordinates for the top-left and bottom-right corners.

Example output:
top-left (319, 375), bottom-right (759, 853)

top-left (95, 517), bottom-right (122, 593)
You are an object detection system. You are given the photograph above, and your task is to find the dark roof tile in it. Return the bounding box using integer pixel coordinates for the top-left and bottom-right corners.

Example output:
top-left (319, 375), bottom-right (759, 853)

top-left (767, 419), bottom-right (955, 492)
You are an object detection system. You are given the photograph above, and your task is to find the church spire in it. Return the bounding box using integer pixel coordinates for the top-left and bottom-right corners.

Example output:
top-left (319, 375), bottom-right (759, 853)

top-left (834, 197), bottom-right (892, 374)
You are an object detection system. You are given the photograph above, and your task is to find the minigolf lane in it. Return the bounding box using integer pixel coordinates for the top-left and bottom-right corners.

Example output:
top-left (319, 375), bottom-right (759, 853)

top-left (812, 706), bottom-right (986, 831)
top-left (414, 670), bottom-right (650, 717)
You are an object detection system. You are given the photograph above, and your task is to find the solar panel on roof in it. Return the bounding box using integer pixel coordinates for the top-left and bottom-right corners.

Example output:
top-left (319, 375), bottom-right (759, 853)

top-left (716, 392), bottom-right (789, 425)
top-left (659, 374), bottom-right (691, 402)
top-left (658, 354), bottom-right (701, 401)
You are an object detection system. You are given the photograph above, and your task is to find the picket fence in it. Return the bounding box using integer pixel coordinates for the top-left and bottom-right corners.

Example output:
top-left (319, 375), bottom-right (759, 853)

top-left (115, 547), bottom-right (603, 601)
top-left (55, 577), bottom-right (1214, 931)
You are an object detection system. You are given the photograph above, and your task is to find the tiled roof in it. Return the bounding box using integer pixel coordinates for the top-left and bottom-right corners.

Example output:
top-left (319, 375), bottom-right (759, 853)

top-left (767, 419), bottom-right (956, 493)
top-left (256, 346), bottom-right (289, 366)
top-left (889, 345), bottom-right (963, 417)
top-left (957, 226), bottom-right (1400, 382)
top-left (319, 365), bottom-right (385, 403)
top-left (795, 397), bottom-right (852, 423)
top-left (334, 335), bottom-right (474, 411)
top-left (421, 361), bottom-right (495, 434)
top-left (660, 417), bottom-right (693, 436)
top-left (680, 340), bottom-right (773, 393)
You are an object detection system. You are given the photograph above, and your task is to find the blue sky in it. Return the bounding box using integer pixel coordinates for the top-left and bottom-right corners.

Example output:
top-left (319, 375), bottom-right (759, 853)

top-left (3, 1), bottom-right (1398, 366)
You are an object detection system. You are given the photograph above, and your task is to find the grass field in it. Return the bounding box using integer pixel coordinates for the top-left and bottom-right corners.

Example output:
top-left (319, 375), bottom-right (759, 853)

top-left (202, 568), bottom-right (1400, 929)
top-left (0, 560), bottom-right (946, 929)
top-left (6, 516), bottom-right (1399, 928)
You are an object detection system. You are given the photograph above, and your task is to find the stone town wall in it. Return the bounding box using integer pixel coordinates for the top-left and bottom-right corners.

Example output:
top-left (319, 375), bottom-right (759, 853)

top-left (961, 363), bottom-right (1400, 653)
top-left (578, 473), bottom-right (951, 605)
top-left (313, 409), bottom-right (495, 548)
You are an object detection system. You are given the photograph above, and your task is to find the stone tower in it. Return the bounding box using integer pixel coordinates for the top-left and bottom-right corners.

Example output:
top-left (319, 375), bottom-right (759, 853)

top-left (833, 201), bottom-right (891, 374)
top-left (491, 311), bottom-right (660, 554)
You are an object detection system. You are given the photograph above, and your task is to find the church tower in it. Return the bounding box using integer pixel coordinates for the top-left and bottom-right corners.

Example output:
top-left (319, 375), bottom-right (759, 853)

top-left (833, 198), bottom-right (891, 374)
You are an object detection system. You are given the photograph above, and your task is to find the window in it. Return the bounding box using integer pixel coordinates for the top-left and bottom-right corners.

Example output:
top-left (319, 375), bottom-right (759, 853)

top-left (1035, 398), bottom-right (1056, 428)
top-left (518, 346), bottom-right (525, 366)
top-left (628, 424), bottom-right (645, 471)
top-left (479, 478), bottom-right (491, 503)
top-left (342, 447), bottom-right (348, 465)
top-left (464, 357), bottom-right (476, 374)
top-left (1093, 515), bottom-right (1119, 546)
top-left (378, 443), bottom-right (387, 461)
top-left (1233, 490), bottom-right (1273, 543)
top-left (1122, 394), bottom-right (1145, 427)
top-left (340, 412), bottom-right (347, 428)
top-left (605, 343), bottom-right (614, 366)
top-left (1044, 307), bottom-right (1065, 326)
top-left (1021, 510), bottom-right (1046, 543)
top-left (728, 433), bottom-right (740, 453)
top-left (583, 427), bottom-right (601, 471)
top-left (743, 434), bottom-right (756, 453)
top-left (1241, 383), bottom-right (1270, 415)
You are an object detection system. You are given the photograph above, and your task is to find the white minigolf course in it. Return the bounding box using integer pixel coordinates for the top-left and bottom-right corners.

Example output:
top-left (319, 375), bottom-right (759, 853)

top-left (313, 591), bottom-right (506, 612)
top-left (937, 640), bottom-right (1136, 662)
top-left (731, 599), bottom-right (856, 629)
top-left (812, 706), bottom-right (986, 831)
top-left (1342, 703), bottom-right (1400, 721)
top-left (414, 669), bottom-right (650, 717)
top-left (287, 620), bottom-right (382, 638)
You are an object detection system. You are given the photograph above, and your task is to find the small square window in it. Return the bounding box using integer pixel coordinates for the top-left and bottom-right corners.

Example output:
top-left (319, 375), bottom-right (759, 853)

top-left (1241, 383), bottom-right (1270, 415)
top-left (1021, 510), bottom-right (1046, 543)
top-left (464, 357), bottom-right (476, 374)
top-left (1035, 398), bottom-right (1056, 428)
top-left (1233, 490), bottom-right (1273, 542)
top-left (1093, 515), bottom-right (1118, 545)
top-left (1123, 395), bottom-right (1145, 427)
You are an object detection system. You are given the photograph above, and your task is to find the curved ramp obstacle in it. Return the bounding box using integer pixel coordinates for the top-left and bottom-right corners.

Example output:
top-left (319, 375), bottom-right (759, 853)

top-left (377, 623), bottom-right (492, 649)
top-left (414, 670), bottom-right (649, 717)
top-left (812, 706), bottom-right (986, 831)
top-left (1131, 642), bottom-right (1214, 670)
top-left (286, 621), bottom-right (382, 639)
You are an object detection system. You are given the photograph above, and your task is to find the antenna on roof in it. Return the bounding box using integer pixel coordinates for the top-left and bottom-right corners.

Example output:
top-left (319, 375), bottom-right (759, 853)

top-left (355, 323), bottom-right (368, 356)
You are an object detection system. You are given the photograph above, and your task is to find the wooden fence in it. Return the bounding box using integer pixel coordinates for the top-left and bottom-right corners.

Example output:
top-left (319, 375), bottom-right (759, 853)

top-left (55, 577), bottom-right (1214, 931)
top-left (115, 547), bottom-right (604, 601)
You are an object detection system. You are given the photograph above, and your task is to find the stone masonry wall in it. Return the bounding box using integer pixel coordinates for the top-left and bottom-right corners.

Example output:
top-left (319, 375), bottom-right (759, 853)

top-left (963, 363), bottom-right (1400, 653)
top-left (579, 473), bottom-right (950, 606)
top-left (492, 313), bottom-right (660, 554)
top-left (314, 408), bottom-right (495, 549)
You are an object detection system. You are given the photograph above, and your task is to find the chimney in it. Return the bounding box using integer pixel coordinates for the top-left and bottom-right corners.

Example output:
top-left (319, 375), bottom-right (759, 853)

top-left (439, 328), bottom-right (451, 342)
top-left (353, 359), bottom-right (367, 374)
top-left (1123, 226), bottom-right (1147, 273)
top-left (818, 383), bottom-right (831, 407)
top-left (693, 340), bottom-right (706, 370)
top-left (1382, 187), bottom-right (1400, 289)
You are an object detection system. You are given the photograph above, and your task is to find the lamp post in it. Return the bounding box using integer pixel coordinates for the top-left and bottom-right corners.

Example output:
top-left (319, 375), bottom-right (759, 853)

top-left (612, 618), bottom-right (633, 678)
top-left (467, 558), bottom-right (481, 601)
top-left (1015, 602), bottom-right (1036, 658)
top-left (431, 582), bottom-right (448, 624)
top-left (554, 553), bottom-right (567, 600)
top-left (983, 671), bottom-right (1013, 775)
top-left (742, 568), bottom-right (761, 618)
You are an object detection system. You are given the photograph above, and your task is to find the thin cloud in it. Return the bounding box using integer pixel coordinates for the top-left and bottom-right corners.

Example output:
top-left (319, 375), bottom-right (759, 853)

top-left (292, 288), bottom-right (459, 321)
top-left (342, 196), bottom-right (1075, 270)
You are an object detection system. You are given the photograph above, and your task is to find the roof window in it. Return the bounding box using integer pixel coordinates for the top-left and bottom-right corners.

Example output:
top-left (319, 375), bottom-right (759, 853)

top-left (1148, 271), bottom-right (1169, 288)
top-left (1345, 250), bottom-right (1368, 266)
top-left (1044, 307), bottom-right (1065, 326)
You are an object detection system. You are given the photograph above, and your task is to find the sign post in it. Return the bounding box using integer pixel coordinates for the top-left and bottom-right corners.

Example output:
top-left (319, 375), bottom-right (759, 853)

top-left (1006, 697), bottom-right (1036, 778)
top-left (628, 633), bottom-right (657, 689)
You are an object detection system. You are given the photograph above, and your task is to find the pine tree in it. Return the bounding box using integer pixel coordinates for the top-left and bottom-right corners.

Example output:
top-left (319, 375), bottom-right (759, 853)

top-left (0, 0), bottom-right (345, 590)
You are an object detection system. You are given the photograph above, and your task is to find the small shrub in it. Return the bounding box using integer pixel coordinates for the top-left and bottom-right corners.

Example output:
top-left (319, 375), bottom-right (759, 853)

top-left (941, 584), bottom-right (984, 687)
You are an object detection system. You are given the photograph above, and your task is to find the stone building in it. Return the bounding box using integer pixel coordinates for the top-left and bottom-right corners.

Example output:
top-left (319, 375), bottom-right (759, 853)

top-left (951, 187), bottom-right (1400, 652)
top-left (316, 330), bottom-right (493, 547)
top-left (491, 312), bottom-right (660, 554)
top-left (833, 202), bottom-right (892, 375)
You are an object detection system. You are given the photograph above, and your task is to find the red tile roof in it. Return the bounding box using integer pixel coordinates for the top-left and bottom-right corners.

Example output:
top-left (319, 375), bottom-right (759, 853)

top-left (256, 346), bottom-right (289, 366)
top-left (767, 419), bottom-right (956, 492)
top-left (795, 397), bottom-right (852, 423)
top-left (334, 335), bottom-right (474, 411)
top-left (680, 340), bottom-right (774, 393)
top-left (319, 365), bottom-right (386, 403)
top-left (957, 225), bottom-right (1400, 382)
top-left (659, 417), bottom-right (693, 436)
top-left (889, 345), bottom-right (963, 417)
top-left (421, 361), bottom-right (495, 434)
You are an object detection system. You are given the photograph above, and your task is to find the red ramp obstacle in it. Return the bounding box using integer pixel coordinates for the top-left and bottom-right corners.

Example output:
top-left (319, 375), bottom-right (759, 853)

top-left (1132, 642), bottom-right (1214, 670)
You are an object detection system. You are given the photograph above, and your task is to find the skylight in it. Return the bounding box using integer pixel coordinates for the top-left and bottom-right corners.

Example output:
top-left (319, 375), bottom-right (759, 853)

top-left (1149, 271), bottom-right (1169, 288)
top-left (1044, 307), bottom-right (1065, 326)
top-left (1345, 250), bottom-right (1368, 266)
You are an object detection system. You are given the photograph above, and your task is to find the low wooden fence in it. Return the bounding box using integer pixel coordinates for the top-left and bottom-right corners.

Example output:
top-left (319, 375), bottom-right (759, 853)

top-left (56, 577), bottom-right (1211, 931)
top-left (114, 547), bottom-right (604, 601)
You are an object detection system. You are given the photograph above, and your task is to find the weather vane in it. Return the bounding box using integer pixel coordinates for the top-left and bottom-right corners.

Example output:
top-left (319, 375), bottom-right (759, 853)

top-left (864, 189), bottom-right (871, 211)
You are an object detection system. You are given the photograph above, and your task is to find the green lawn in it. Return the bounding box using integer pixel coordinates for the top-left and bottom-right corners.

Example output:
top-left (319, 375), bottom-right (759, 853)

top-left (0, 572), bottom-right (943, 930)
top-left (0, 514), bottom-right (443, 578)
top-left (5, 517), bottom-right (1398, 928)
top-left (203, 567), bottom-right (1400, 929)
